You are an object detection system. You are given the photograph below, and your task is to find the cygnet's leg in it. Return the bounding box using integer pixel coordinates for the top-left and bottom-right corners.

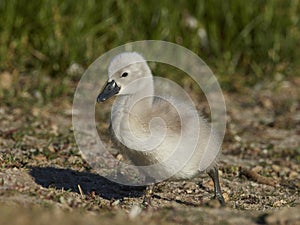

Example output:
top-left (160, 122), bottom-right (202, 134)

top-left (207, 167), bottom-right (225, 206)
top-left (142, 183), bottom-right (155, 207)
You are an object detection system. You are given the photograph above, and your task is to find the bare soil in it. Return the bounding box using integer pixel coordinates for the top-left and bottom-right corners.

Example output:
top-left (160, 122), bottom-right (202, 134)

top-left (0, 76), bottom-right (299, 225)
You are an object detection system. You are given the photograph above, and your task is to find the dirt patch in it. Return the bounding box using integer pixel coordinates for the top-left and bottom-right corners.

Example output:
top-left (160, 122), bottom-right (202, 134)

top-left (0, 77), bottom-right (299, 224)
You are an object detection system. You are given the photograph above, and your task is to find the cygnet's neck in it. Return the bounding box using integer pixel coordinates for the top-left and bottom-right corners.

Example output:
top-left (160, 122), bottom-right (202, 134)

top-left (111, 76), bottom-right (154, 144)
top-left (121, 76), bottom-right (154, 115)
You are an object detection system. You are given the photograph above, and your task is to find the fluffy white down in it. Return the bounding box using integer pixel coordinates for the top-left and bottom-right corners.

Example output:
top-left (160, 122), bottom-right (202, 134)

top-left (107, 52), bottom-right (221, 181)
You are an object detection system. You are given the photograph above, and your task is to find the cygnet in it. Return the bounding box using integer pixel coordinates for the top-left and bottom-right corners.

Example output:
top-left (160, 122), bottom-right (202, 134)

top-left (97, 52), bottom-right (225, 206)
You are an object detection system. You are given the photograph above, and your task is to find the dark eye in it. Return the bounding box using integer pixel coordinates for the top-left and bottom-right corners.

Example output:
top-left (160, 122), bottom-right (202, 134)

top-left (121, 72), bottom-right (128, 77)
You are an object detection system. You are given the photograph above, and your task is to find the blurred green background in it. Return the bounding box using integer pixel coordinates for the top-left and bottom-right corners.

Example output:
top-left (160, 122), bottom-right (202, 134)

top-left (0, 0), bottom-right (299, 99)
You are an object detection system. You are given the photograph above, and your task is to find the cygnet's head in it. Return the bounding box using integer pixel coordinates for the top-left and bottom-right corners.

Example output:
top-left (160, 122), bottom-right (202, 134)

top-left (97, 52), bottom-right (153, 102)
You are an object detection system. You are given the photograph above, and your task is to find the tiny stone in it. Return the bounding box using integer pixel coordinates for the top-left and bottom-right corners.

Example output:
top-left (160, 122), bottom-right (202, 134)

top-left (252, 166), bottom-right (263, 173)
top-left (116, 154), bottom-right (123, 161)
top-left (186, 189), bottom-right (193, 194)
top-left (175, 196), bottom-right (181, 200)
top-left (262, 149), bottom-right (268, 154)
top-left (223, 192), bottom-right (229, 202)
top-left (111, 199), bottom-right (120, 206)
top-left (271, 165), bottom-right (281, 173)
top-left (273, 200), bottom-right (286, 207)
top-left (128, 205), bottom-right (142, 219)
top-left (289, 171), bottom-right (298, 179)
top-left (48, 145), bottom-right (55, 152)
top-left (218, 170), bottom-right (223, 176)
top-left (234, 135), bottom-right (242, 142)
top-left (59, 196), bottom-right (66, 204)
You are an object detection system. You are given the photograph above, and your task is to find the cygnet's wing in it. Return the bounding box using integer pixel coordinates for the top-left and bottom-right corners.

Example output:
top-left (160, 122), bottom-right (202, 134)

top-left (150, 96), bottom-right (182, 134)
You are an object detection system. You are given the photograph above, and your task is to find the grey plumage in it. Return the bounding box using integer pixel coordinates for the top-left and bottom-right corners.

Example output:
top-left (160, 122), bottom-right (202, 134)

top-left (97, 52), bottom-right (225, 205)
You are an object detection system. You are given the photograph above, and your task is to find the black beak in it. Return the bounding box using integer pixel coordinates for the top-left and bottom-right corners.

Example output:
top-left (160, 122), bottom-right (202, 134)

top-left (97, 80), bottom-right (120, 103)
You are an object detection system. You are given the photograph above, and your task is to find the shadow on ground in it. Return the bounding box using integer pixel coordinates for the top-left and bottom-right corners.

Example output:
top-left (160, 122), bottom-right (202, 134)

top-left (29, 167), bottom-right (145, 200)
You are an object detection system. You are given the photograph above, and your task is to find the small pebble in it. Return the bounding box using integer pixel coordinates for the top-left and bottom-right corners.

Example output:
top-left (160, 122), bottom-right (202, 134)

top-left (128, 205), bottom-right (142, 219)
top-left (111, 199), bottom-right (120, 206)
top-left (252, 166), bottom-right (263, 173)
top-left (273, 200), bottom-right (286, 207)
top-left (289, 171), bottom-right (298, 179)
top-left (186, 189), bottom-right (193, 194)
top-left (223, 192), bottom-right (229, 202)
top-left (271, 165), bottom-right (281, 173)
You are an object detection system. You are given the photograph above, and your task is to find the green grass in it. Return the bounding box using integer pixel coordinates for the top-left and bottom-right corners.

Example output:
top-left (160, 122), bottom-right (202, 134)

top-left (0, 0), bottom-right (299, 93)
